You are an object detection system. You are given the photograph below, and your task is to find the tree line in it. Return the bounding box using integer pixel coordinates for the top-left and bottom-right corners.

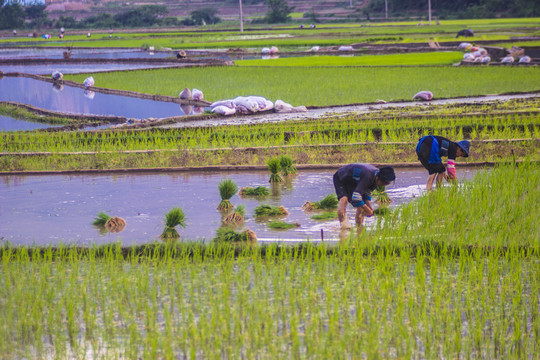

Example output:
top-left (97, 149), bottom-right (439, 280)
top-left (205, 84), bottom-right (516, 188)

top-left (0, 0), bottom-right (537, 31)
top-left (364, 0), bottom-right (536, 20)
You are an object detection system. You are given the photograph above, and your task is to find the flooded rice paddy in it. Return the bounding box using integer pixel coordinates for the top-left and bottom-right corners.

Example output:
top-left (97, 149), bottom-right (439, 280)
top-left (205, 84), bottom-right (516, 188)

top-left (0, 168), bottom-right (480, 246)
top-left (0, 63), bottom-right (182, 75)
top-left (0, 76), bottom-right (201, 122)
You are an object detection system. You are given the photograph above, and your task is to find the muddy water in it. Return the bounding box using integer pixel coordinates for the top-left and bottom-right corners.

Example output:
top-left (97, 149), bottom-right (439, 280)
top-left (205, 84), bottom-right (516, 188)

top-left (0, 115), bottom-right (63, 131)
top-left (0, 48), bottom-right (176, 60)
top-left (0, 63), bottom-right (181, 75)
top-left (0, 77), bottom-right (197, 120)
top-left (0, 168), bottom-right (480, 246)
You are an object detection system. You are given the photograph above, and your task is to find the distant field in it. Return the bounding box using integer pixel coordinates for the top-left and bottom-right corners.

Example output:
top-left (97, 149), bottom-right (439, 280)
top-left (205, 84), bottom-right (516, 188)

top-left (1, 18), bottom-right (538, 50)
top-left (66, 66), bottom-right (540, 107)
top-left (236, 52), bottom-right (464, 67)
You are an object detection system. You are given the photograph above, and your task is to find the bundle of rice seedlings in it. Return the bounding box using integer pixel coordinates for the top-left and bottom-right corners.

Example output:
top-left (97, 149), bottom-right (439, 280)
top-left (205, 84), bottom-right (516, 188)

top-left (267, 221), bottom-right (301, 230)
top-left (214, 227), bottom-right (257, 244)
top-left (302, 194), bottom-right (338, 212)
top-left (217, 179), bottom-right (238, 210)
top-left (92, 212), bottom-right (111, 227)
top-left (373, 207), bottom-right (391, 216)
top-left (92, 212), bottom-right (126, 233)
top-left (373, 186), bottom-right (392, 204)
top-left (311, 211), bottom-right (338, 221)
top-left (301, 201), bottom-right (315, 211)
top-left (254, 204), bottom-right (289, 217)
top-left (267, 158), bottom-right (282, 183)
top-left (280, 155), bottom-right (297, 176)
top-left (223, 204), bottom-right (246, 226)
top-left (105, 216), bottom-right (126, 233)
top-left (160, 207), bottom-right (186, 240)
top-left (239, 186), bottom-right (270, 197)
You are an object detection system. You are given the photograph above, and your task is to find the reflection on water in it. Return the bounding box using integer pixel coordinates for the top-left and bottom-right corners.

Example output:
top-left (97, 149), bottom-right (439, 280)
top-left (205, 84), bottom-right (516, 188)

top-left (0, 168), bottom-right (480, 246)
top-left (0, 76), bottom-right (194, 121)
top-left (0, 115), bottom-right (62, 131)
top-left (0, 63), bottom-right (181, 75)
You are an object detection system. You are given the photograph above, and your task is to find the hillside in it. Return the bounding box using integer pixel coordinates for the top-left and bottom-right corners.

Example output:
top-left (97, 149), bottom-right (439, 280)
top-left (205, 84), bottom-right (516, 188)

top-left (45, 0), bottom-right (368, 21)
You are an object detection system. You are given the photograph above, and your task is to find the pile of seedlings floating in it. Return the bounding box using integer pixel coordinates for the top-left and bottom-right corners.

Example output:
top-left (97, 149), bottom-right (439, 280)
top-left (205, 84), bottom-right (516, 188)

top-left (302, 194), bottom-right (338, 212)
top-left (267, 221), bottom-right (301, 230)
top-left (239, 186), bottom-right (270, 197)
top-left (311, 211), bottom-right (338, 221)
top-left (223, 204), bottom-right (246, 226)
top-left (254, 204), bottom-right (289, 217)
top-left (160, 207), bottom-right (186, 240)
top-left (213, 227), bottom-right (257, 244)
top-left (92, 212), bottom-right (126, 234)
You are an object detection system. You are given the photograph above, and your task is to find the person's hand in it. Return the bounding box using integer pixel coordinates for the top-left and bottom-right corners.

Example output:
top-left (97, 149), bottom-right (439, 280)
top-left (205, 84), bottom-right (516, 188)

top-left (447, 171), bottom-right (457, 180)
top-left (363, 205), bottom-right (374, 217)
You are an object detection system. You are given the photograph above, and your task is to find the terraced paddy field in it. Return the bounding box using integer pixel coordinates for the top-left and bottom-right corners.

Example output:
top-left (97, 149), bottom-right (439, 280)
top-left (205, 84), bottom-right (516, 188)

top-left (1, 18), bottom-right (539, 359)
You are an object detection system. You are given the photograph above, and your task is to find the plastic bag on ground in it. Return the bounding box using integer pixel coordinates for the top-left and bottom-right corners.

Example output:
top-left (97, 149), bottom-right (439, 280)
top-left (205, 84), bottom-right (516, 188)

top-left (211, 100), bottom-right (235, 109)
top-left (212, 106), bottom-right (236, 116)
top-left (83, 76), bottom-right (95, 88)
top-left (52, 70), bottom-right (63, 81)
top-left (412, 91), bottom-right (433, 101)
top-left (179, 88), bottom-right (192, 100)
top-left (192, 88), bottom-right (204, 101)
top-left (234, 96), bottom-right (259, 114)
top-left (274, 100), bottom-right (307, 113)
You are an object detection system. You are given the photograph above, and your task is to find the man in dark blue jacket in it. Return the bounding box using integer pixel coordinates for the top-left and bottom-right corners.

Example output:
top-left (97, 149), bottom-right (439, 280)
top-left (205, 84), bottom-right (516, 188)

top-left (333, 164), bottom-right (396, 230)
top-left (416, 135), bottom-right (470, 190)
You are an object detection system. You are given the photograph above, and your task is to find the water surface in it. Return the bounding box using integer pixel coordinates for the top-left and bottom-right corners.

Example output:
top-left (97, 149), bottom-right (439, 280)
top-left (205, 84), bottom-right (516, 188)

top-left (0, 76), bottom-right (195, 119)
top-left (0, 168), bottom-right (480, 246)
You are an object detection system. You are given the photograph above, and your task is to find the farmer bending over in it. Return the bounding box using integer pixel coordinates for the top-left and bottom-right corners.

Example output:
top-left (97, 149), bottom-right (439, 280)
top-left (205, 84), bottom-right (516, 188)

top-left (416, 135), bottom-right (470, 191)
top-left (333, 164), bottom-right (396, 230)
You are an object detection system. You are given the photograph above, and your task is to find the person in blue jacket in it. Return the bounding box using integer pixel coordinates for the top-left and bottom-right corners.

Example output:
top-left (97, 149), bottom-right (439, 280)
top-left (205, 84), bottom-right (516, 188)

top-left (416, 135), bottom-right (470, 190)
top-left (333, 164), bottom-right (396, 230)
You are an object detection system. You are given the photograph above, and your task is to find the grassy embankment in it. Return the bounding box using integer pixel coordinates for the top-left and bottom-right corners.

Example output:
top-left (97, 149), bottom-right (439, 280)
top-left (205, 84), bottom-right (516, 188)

top-left (1, 96), bottom-right (539, 171)
top-left (1, 163), bottom-right (538, 359)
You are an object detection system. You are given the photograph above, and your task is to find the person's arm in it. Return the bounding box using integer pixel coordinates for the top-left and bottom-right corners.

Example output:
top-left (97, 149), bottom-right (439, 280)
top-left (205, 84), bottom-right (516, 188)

top-left (351, 186), bottom-right (375, 217)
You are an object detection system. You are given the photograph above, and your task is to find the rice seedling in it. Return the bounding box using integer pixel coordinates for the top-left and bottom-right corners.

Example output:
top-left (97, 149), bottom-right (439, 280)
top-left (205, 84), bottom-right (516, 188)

top-left (92, 212), bottom-right (126, 233)
top-left (213, 227), bottom-right (257, 244)
top-left (373, 207), bottom-right (391, 216)
top-left (92, 212), bottom-right (111, 227)
top-left (254, 204), bottom-right (289, 217)
top-left (160, 207), bottom-right (186, 240)
top-left (238, 186), bottom-right (270, 197)
top-left (279, 155), bottom-right (297, 176)
top-left (302, 194), bottom-right (339, 211)
top-left (311, 211), bottom-right (338, 221)
top-left (223, 204), bottom-right (246, 226)
top-left (267, 157), bottom-right (282, 183)
top-left (372, 186), bottom-right (392, 204)
top-left (217, 179), bottom-right (238, 211)
top-left (267, 221), bottom-right (301, 230)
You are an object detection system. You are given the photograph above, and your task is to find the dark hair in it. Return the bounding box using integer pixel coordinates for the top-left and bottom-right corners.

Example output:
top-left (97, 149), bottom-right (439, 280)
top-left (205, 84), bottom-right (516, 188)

top-left (378, 166), bottom-right (396, 182)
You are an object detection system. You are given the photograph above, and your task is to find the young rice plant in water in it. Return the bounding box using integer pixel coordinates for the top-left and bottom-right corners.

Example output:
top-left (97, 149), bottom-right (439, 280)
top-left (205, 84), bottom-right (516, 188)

top-left (217, 179), bottom-right (238, 210)
top-left (160, 207), bottom-right (186, 240)
top-left (267, 157), bottom-right (282, 183)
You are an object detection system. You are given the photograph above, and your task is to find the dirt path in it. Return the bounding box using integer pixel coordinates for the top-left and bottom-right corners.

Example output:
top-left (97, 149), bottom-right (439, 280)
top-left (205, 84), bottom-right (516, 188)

top-left (161, 92), bottom-right (540, 129)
